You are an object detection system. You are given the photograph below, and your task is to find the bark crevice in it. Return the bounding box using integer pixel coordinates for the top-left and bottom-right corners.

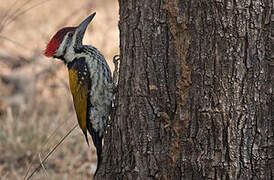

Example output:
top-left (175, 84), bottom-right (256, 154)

top-left (96, 0), bottom-right (273, 179)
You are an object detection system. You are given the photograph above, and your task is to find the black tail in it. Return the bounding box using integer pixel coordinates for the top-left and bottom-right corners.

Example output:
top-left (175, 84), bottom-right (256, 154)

top-left (90, 130), bottom-right (103, 177)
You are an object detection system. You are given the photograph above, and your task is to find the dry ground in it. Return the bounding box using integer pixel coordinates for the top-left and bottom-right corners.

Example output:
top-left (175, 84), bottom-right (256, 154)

top-left (0, 0), bottom-right (118, 179)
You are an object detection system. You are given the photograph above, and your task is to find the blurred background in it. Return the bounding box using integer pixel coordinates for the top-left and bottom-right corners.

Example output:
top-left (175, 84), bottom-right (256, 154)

top-left (0, 0), bottom-right (118, 179)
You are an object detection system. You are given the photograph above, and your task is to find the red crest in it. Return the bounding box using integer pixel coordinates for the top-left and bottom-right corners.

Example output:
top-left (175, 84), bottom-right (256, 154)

top-left (44, 27), bottom-right (76, 57)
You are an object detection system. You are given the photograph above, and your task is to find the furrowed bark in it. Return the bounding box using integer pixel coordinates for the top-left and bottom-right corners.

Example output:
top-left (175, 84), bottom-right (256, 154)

top-left (96, 0), bottom-right (273, 179)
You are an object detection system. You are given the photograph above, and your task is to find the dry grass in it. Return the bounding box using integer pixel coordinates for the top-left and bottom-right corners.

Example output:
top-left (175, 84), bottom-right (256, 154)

top-left (0, 0), bottom-right (118, 179)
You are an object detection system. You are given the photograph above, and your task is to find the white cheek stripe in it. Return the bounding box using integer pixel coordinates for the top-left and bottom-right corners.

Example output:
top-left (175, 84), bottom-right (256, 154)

top-left (62, 30), bottom-right (81, 62)
top-left (55, 34), bottom-right (69, 57)
top-left (63, 30), bottom-right (78, 61)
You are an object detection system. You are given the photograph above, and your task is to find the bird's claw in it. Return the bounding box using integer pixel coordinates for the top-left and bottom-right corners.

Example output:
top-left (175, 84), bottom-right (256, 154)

top-left (112, 55), bottom-right (120, 88)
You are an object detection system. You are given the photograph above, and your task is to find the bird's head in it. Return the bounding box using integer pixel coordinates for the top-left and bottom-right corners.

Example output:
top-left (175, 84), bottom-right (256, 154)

top-left (44, 12), bottom-right (96, 62)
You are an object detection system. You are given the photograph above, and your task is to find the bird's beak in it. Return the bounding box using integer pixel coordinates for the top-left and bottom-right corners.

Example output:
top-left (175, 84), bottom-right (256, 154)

top-left (75, 12), bottom-right (96, 46)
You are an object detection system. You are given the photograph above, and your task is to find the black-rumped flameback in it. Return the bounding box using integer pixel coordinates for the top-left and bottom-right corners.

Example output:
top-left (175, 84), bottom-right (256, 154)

top-left (44, 12), bottom-right (113, 176)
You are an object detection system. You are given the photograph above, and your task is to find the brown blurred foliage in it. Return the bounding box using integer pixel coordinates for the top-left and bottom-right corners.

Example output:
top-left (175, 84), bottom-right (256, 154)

top-left (0, 0), bottom-right (118, 179)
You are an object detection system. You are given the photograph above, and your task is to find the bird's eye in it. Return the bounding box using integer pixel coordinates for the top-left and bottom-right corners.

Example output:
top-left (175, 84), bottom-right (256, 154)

top-left (68, 33), bottom-right (73, 37)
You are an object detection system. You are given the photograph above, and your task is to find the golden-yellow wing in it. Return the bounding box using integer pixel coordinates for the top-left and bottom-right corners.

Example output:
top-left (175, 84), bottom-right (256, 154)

top-left (67, 59), bottom-right (90, 144)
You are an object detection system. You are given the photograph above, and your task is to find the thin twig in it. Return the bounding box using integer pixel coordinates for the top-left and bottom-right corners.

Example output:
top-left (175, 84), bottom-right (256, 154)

top-left (39, 153), bottom-right (49, 178)
top-left (5, 0), bottom-right (53, 27)
top-left (26, 124), bottom-right (78, 180)
top-left (23, 118), bottom-right (70, 180)
top-left (0, 0), bottom-right (20, 28)
top-left (0, 0), bottom-right (46, 32)
top-left (0, 35), bottom-right (34, 51)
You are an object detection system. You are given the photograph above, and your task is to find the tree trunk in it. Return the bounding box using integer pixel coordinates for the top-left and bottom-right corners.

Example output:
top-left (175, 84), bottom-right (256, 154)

top-left (96, 0), bottom-right (273, 179)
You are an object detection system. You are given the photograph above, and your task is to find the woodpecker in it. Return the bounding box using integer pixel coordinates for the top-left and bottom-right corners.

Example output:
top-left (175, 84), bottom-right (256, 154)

top-left (44, 12), bottom-right (113, 176)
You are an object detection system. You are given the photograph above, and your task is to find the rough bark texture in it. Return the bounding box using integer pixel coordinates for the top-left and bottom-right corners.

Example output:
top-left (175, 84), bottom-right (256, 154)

top-left (96, 0), bottom-right (273, 179)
